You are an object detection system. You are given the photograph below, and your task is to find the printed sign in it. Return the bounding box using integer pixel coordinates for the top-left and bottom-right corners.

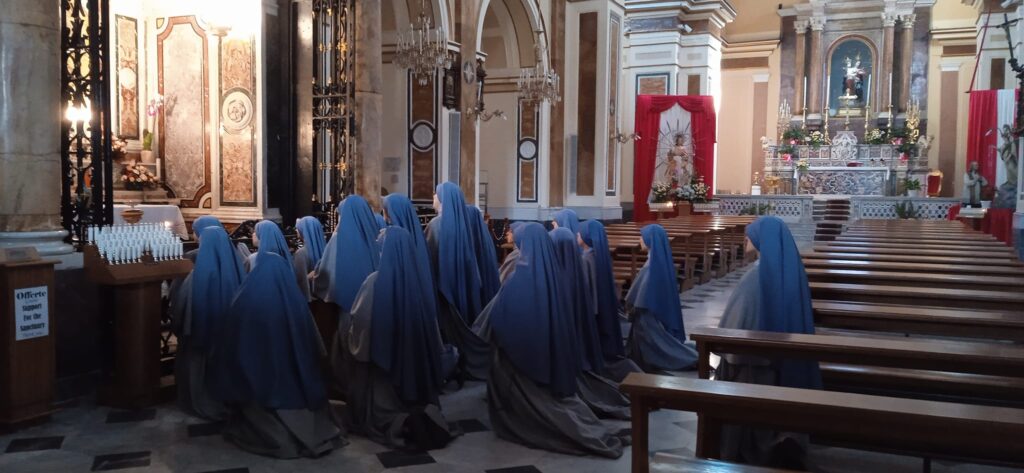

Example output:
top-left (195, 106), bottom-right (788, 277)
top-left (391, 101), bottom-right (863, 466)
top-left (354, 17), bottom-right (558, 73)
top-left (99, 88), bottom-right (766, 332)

top-left (14, 286), bottom-right (48, 341)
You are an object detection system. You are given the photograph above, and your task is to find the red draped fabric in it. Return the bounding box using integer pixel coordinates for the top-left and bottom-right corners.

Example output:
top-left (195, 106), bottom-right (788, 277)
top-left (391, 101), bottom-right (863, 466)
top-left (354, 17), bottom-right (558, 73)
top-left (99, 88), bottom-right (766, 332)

top-left (966, 90), bottom-right (998, 184)
top-left (947, 204), bottom-right (961, 220)
top-left (633, 95), bottom-right (717, 222)
top-left (982, 208), bottom-right (1014, 244)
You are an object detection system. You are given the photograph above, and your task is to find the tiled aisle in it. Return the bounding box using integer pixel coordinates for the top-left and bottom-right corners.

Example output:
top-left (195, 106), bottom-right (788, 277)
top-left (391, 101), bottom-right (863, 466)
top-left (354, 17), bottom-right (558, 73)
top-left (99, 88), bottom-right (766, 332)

top-left (2, 267), bottom-right (1021, 472)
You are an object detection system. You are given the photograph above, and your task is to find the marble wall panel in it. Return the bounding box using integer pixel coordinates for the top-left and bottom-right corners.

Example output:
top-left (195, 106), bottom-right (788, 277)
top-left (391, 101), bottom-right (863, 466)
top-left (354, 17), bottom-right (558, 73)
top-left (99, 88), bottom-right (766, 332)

top-left (576, 12), bottom-right (598, 196)
top-left (637, 73), bottom-right (669, 95)
top-left (518, 100), bottom-right (539, 202)
top-left (607, 14), bottom-right (621, 196)
top-left (409, 72), bottom-right (437, 202)
top-left (158, 16), bottom-right (209, 207)
top-left (220, 37), bottom-right (256, 206)
top-left (115, 15), bottom-right (139, 139)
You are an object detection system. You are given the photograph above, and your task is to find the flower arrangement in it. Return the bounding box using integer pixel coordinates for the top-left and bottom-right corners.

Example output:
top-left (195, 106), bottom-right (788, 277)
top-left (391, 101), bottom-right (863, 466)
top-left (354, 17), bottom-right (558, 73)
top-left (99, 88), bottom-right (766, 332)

top-left (689, 176), bottom-right (710, 203)
top-left (673, 185), bottom-right (696, 202)
top-left (795, 159), bottom-right (810, 171)
top-left (864, 128), bottom-right (888, 145)
top-left (651, 182), bottom-right (672, 203)
top-left (781, 126), bottom-right (805, 142)
top-left (903, 177), bottom-right (921, 191)
top-left (889, 127), bottom-right (917, 156)
top-left (120, 161), bottom-right (159, 190)
top-left (804, 131), bottom-right (826, 147)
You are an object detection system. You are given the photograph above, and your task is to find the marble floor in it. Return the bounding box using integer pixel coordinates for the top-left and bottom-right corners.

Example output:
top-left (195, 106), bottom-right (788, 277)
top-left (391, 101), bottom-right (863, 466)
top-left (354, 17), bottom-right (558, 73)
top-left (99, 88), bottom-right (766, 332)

top-left (1, 266), bottom-right (1021, 473)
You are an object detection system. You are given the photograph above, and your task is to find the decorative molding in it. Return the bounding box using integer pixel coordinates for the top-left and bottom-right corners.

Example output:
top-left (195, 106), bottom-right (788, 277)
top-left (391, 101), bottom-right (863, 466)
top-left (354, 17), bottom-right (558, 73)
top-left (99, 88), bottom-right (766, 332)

top-left (809, 16), bottom-right (827, 31)
top-left (752, 72), bottom-right (771, 83)
top-left (795, 19), bottom-right (810, 34)
top-left (899, 13), bottom-right (917, 29)
top-left (940, 59), bottom-right (964, 72)
top-left (881, 12), bottom-right (898, 27)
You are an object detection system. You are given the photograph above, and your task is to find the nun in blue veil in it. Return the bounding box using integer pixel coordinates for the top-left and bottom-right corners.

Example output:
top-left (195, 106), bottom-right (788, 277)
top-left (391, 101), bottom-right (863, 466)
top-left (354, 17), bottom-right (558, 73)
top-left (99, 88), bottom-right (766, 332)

top-left (211, 252), bottom-right (344, 459)
top-left (333, 227), bottom-right (457, 450)
top-left (473, 223), bottom-right (628, 458)
top-left (551, 208), bottom-right (581, 235)
top-left (624, 224), bottom-right (698, 372)
top-left (550, 228), bottom-right (630, 420)
top-left (294, 216), bottom-right (326, 301)
top-left (424, 182), bottom-right (491, 381)
top-left (170, 226), bottom-right (245, 421)
top-left (498, 222), bottom-right (524, 283)
top-left (578, 220), bottom-right (642, 382)
top-left (466, 205), bottom-right (501, 303)
top-left (716, 216), bottom-right (821, 468)
top-left (382, 194), bottom-right (430, 273)
top-left (313, 195), bottom-right (382, 313)
top-left (186, 215), bottom-right (224, 261)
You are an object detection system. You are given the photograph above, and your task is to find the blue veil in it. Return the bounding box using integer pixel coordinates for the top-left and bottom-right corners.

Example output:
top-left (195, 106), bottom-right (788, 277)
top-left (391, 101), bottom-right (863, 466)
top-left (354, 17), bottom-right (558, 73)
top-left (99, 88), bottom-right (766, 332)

top-left (254, 220), bottom-right (292, 266)
top-left (375, 213), bottom-right (387, 229)
top-left (627, 225), bottom-right (684, 342)
top-left (383, 194), bottom-right (432, 285)
top-left (578, 220), bottom-right (625, 359)
top-left (550, 228), bottom-right (603, 373)
top-left (489, 223), bottom-right (580, 397)
top-left (192, 215), bottom-right (222, 240)
top-left (432, 182), bottom-right (484, 323)
top-left (295, 216), bottom-right (326, 269)
top-left (747, 216), bottom-right (822, 389)
top-left (190, 227), bottom-right (246, 348)
top-left (212, 252), bottom-right (328, 409)
top-left (329, 195), bottom-right (382, 312)
top-left (552, 209), bottom-right (581, 235)
top-left (369, 227), bottom-right (445, 403)
top-left (466, 205), bottom-right (501, 303)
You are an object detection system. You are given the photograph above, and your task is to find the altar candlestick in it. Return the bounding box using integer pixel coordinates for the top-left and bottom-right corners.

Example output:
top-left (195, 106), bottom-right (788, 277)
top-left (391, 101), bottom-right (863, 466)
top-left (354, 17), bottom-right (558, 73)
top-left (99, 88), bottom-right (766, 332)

top-left (825, 75), bottom-right (831, 115)
top-left (865, 74), bottom-right (871, 110)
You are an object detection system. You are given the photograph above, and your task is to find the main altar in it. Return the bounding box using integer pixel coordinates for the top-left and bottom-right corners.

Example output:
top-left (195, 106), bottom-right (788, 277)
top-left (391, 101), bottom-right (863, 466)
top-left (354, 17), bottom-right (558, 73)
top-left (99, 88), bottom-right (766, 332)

top-left (760, 130), bottom-right (930, 196)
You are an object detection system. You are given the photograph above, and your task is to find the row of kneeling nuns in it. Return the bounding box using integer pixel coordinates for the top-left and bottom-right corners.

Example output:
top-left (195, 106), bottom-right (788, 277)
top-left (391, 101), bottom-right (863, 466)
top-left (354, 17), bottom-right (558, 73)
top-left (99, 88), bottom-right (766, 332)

top-left (168, 182), bottom-right (816, 464)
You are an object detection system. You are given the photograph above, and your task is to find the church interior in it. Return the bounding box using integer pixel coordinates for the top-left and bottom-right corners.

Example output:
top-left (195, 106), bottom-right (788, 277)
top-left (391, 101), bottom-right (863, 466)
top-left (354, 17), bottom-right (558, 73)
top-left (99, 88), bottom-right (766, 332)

top-left (1, 0), bottom-right (1024, 471)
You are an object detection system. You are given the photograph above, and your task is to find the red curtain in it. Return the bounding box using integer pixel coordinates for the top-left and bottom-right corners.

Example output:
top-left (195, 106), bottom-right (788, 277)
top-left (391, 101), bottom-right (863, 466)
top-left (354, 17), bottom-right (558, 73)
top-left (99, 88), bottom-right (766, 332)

top-left (633, 95), bottom-right (717, 222)
top-left (966, 90), bottom-right (998, 184)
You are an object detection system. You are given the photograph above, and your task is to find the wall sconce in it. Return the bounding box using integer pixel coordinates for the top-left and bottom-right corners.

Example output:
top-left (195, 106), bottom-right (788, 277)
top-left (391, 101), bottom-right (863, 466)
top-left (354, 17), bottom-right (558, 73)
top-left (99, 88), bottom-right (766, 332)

top-left (610, 129), bottom-right (640, 143)
top-left (466, 100), bottom-right (506, 122)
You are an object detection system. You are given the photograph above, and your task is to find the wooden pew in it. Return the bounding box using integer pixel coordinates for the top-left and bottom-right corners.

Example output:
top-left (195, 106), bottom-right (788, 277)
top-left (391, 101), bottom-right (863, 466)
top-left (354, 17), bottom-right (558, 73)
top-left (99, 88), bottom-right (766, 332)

top-left (809, 281), bottom-right (1024, 311)
top-left (801, 250), bottom-right (1024, 267)
top-left (834, 236), bottom-right (1008, 248)
top-left (811, 245), bottom-right (1018, 261)
top-left (812, 300), bottom-right (1024, 342)
top-left (649, 456), bottom-right (797, 473)
top-left (689, 326), bottom-right (1024, 404)
top-left (818, 240), bottom-right (1015, 254)
top-left (804, 267), bottom-right (1024, 290)
top-left (801, 258), bottom-right (1024, 277)
top-left (622, 373), bottom-right (1024, 473)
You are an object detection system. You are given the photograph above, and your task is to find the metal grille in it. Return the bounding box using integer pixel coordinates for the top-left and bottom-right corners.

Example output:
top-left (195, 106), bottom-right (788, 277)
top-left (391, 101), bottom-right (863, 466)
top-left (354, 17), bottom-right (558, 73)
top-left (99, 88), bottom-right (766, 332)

top-left (312, 0), bottom-right (357, 209)
top-left (60, 0), bottom-right (114, 245)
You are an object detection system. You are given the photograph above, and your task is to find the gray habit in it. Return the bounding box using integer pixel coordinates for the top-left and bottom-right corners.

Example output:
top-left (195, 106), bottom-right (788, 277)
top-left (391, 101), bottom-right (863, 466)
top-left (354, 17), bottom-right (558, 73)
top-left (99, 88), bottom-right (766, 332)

top-left (474, 303), bottom-right (630, 458)
top-left (716, 266), bottom-right (809, 466)
top-left (580, 250), bottom-right (644, 382)
top-left (498, 249), bottom-right (519, 283)
top-left (224, 404), bottom-right (344, 459)
top-left (331, 273), bottom-right (457, 449)
top-left (169, 274), bottom-right (228, 421)
top-left (625, 267), bottom-right (698, 373)
top-left (425, 217), bottom-right (491, 380)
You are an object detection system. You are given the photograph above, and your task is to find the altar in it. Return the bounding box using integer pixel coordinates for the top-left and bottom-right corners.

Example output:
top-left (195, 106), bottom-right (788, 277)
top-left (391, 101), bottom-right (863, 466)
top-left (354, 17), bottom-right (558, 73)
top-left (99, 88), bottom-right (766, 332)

top-left (760, 131), bottom-right (931, 196)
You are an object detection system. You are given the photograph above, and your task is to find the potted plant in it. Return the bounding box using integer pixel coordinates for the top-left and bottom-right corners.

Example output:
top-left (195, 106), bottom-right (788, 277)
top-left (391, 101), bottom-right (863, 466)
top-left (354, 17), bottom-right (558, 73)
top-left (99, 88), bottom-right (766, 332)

top-left (890, 127), bottom-right (917, 161)
top-left (903, 177), bottom-right (922, 197)
top-left (778, 126), bottom-right (805, 161)
top-left (141, 130), bottom-right (155, 164)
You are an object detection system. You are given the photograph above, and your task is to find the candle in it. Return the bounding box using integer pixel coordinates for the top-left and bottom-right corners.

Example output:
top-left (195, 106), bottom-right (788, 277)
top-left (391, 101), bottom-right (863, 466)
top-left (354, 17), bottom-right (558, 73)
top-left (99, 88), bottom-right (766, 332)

top-left (888, 72), bottom-right (893, 106)
top-left (802, 76), bottom-right (808, 111)
top-left (865, 74), bottom-right (871, 109)
top-left (825, 75), bottom-right (831, 113)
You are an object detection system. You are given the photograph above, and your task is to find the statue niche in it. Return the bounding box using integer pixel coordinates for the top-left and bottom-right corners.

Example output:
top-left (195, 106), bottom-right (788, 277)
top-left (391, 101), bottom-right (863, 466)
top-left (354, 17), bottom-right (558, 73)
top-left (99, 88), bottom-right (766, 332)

top-left (827, 38), bottom-right (875, 117)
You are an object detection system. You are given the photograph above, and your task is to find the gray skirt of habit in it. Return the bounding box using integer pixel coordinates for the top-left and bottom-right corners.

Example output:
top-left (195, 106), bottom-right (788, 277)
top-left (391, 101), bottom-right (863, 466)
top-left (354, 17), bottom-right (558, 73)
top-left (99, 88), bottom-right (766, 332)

top-left (223, 404), bottom-right (346, 459)
top-left (487, 350), bottom-right (630, 459)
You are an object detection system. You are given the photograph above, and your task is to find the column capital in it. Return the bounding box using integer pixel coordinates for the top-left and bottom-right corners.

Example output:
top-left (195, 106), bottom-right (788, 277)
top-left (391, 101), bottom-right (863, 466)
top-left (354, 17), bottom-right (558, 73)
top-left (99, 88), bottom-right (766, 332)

top-left (881, 12), bottom-right (898, 27)
top-left (809, 16), bottom-right (826, 31)
top-left (794, 19), bottom-right (809, 34)
top-left (900, 14), bottom-right (916, 29)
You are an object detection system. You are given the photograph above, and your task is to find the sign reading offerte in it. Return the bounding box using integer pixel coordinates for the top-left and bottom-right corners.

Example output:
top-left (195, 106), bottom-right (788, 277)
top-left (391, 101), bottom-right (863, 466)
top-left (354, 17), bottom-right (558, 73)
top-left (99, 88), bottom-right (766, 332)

top-left (14, 286), bottom-right (48, 341)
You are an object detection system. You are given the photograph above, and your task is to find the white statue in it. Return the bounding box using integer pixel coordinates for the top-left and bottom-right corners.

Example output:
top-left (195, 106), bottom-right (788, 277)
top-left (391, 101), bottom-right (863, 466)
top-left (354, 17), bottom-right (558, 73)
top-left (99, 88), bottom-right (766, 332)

top-left (963, 161), bottom-right (989, 206)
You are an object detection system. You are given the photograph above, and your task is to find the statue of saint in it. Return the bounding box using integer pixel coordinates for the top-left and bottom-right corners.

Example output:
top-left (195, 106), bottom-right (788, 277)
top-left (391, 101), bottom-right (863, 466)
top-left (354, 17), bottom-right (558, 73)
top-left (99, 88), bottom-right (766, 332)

top-left (995, 125), bottom-right (1020, 209)
top-left (663, 133), bottom-right (693, 187)
top-left (843, 56), bottom-right (865, 101)
top-left (963, 161), bottom-right (989, 207)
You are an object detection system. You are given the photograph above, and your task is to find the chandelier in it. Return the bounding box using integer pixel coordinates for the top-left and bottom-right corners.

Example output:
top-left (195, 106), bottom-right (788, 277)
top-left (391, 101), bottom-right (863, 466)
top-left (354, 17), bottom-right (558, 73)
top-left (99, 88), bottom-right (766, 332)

top-left (394, 0), bottom-right (450, 85)
top-left (517, 30), bottom-right (561, 104)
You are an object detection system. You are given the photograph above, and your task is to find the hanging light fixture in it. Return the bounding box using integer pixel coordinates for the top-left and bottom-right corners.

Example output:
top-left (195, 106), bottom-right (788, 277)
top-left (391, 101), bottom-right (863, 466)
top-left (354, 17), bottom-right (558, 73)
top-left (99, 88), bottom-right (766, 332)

top-left (517, 29), bottom-right (561, 104)
top-left (394, 0), bottom-right (451, 86)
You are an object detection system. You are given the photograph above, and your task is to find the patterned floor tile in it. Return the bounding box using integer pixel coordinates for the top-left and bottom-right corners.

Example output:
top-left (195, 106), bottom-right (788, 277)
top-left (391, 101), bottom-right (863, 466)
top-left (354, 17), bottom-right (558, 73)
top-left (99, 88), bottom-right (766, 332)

top-left (377, 450), bottom-right (436, 468)
top-left (91, 451), bottom-right (151, 471)
top-left (4, 436), bottom-right (64, 453)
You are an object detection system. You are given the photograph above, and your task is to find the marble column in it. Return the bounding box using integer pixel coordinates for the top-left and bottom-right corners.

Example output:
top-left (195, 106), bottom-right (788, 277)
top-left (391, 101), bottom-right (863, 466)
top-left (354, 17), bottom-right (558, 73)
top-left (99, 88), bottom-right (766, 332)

top-left (806, 17), bottom-right (825, 119)
top-left (354, 0), bottom-right (382, 210)
top-left (0, 0), bottom-right (72, 258)
top-left (898, 14), bottom-right (916, 112)
top-left (794, 21), bottom-right (808, 114)
top-left (548, 0), bottom-right (566, 207)
top-left (879, 13), bottom-right (897, 115)
top-left (458, 0), bottom-right (483, 204)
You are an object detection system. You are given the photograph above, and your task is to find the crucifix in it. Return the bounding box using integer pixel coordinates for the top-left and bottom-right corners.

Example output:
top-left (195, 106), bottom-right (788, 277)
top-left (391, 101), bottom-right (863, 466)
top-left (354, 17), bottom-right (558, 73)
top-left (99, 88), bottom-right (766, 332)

top-left (999, 14), bottom-right (1024, 137)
